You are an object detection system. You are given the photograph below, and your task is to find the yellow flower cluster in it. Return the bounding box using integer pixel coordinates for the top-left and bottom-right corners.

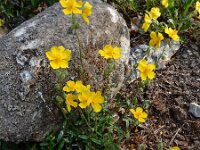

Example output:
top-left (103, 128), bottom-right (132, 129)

top-left (98, 45), bottom-right (122, 60)
top-left (59, 0), bottom-right (92, 24)
top-left (142, 5), bottom-right (180, 46)
top-left (142, 7), bottom-right (161, 32)
top-left (196, 1), bottom-right (200, 19)
top-left (63, 80), bottom-right (104, 113)
top-left (130, 107), bottom-right (148, 123)
top-left (0, 19), bottom-right (4, 27)
top-left (138, 59), bottom-right (155, 81)
top-left (45, 46), bottom-right (71, 69)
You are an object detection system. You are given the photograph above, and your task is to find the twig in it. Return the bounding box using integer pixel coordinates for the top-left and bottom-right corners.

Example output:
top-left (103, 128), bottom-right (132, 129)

top-left (169, 127), bottom-right (181, 146)
top-left (154, 125), bottom-right (165, 134)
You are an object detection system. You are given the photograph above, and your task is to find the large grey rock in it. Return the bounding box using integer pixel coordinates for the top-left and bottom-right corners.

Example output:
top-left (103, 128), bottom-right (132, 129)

top-left (0, 0), bottom-right (130, 142)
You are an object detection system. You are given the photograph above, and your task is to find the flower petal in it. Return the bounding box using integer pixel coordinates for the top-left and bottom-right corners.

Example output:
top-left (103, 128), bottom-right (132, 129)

top-left (79, 102), bottom-right (88, 108)
top-left (50, 60), bottom-right (60, 69)
top-left (147, 64), bottom-right (156, 71)
top-left (92, 103), bottom-right (102, 113)
top-left (73, 8), bottom-right (82, 14)
top-left (130, 108), bottom-right (135, 115)
top-left (140, 73), bottom-right (147, 81)
top-left (59, 0), bottom-right (68, 8)
top-left (136, 107), bottom-right (143, 113)
top-left (141, 112), bottom-right (148, 118)
top-left (63, 8), bottom-right (72, 15)
top-left (138, 118), bottom-right (145, 123)
top-left (82, 15), bottom-right (90, 24)
top-left (147, 71), bottom-right (155, 79)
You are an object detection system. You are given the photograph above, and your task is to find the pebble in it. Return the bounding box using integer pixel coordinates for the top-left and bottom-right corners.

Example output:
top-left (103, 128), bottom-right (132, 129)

top-left (189, 102), bottom-right (200, 118)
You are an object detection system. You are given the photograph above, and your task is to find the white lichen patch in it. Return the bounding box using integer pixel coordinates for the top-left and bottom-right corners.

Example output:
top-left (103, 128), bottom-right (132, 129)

top-left (14, 21), bottom-right (37, 37)
top-left (29, 57), bottom-right (42, 68)
top-left (14, 27), bottom-right (26, 37)
top-left (107, 7), bottom-right (119, 23)
top-left (20, 39), bottom-right (41, 50)
top-left (16, 52), bottom-right (28, 66)
top-left (120, 36), bottom-right (130, 64)
top-left (20, 70), bottom-right (32, 83)
top-left (27, 21), bottom-right (37, 28)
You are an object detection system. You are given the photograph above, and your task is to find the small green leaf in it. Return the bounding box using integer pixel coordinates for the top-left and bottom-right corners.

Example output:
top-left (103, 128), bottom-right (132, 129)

top-left (143, 100), bottom-right (151, 109)
top-left (56, 95), bottom-right (64, 106)
top-left (91, 138), bottom-right (102, 145)
top-left (78, 135), bottom-right (89, 140)
top-left (137, 144), bottom-right (147, 150)
top-left (133, 97), bottom-right (138, 106)
top-left (57, 130), bottom-right (64, 142)
top-left (157, 142), bottom-right (164, 150)
top-left (58, 139), bottom-right (65, 150)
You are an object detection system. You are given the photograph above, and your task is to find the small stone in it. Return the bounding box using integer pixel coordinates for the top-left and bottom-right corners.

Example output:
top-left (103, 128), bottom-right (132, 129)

top-left (189, 102), bottom-right (200, 118)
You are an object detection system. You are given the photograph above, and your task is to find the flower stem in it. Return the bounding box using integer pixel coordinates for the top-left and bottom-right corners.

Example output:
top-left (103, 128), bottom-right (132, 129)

top-left (71, 15), bottom-right (84, 74)
top-left (79, 109), bottom-right (92, 131)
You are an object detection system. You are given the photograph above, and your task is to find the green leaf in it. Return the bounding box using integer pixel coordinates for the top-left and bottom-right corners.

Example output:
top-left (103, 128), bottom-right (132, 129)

top-left (137, 144), bottom-right (147, 150)
top-left (168, 0), bottom-right (174, 8)
top-left (91, 137), bottom-right (102, 145)
top-left (183, 0), bottom-right (194, 16)
top-left (58, 139), bottom-right (65, 150)
top-left (57, 130), bottom-right (64, 142)
top-left (133, 97), bottom-right (138, 106)
top-left (143, 100), bottom-right (151, 109)
top-left (78, 135), bottom-right (89, 140)
top-left (56, 95), bottom-right (64, 105)
top-left (157, 142), bottom-right (164, 150)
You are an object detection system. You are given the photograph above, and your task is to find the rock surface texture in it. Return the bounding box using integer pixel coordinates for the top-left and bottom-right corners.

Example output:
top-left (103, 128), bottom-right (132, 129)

top-left (0, 0), bottom-right (130, 142)
top-left (189, 102), bottom-right (200, 118)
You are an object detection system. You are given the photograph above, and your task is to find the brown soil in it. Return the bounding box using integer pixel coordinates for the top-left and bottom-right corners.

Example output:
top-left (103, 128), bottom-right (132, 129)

top-left (123, 37), bottom-right (200, 149)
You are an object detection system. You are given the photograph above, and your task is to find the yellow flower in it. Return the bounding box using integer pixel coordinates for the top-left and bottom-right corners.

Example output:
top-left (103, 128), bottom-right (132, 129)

top-left (63, 80), bottom-right (76, 92)
top-left (170, 146), bottom-right (181, 150)
top-left (196, 1), bottom-right (200, 13)
top-left (142, 13), bottom-right (152, 32)
top-left (142, 22), bottom-right (151, 32)
top-left (149, 31), bottom-right (164, 49)
top-left (46, 46), bottom-right (71, 69)
top-left (82, 2), bottom-right (92, 24)
top-left (130, 107), bottom-right (148, 123)
top-left (75, 81), bottom-right (90, 93)
top-left (0, 19), bottom-right (4, 27)
top-left (60, 0), bottom-right (82, 15)
top-left (98, 45), bottom-right (122, 59)
top-left (138, 59), bottom-right (156, 81)
top-left (144, 12), bottom-right (152, 23)
top-left (149, 7), bottom-right (161, 20)
top-left (78, 91), bottom-right (92, 108)
top-left (63, 80), bottom-right (90, 93)
top-left (89, 91), bottom-right (104, 113)
top-left (165, 27), bottom-right (180, 42)
top-left (65, 94), bottom-right (78, 112)
top-left (161, 0), bottom-right (168, 8)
